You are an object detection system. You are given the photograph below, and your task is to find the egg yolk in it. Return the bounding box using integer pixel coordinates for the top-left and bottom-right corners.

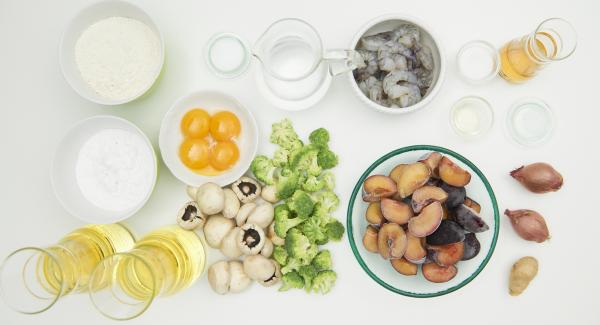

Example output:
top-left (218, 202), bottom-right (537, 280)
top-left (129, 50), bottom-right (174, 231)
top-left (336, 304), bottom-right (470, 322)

top-left (210, 141), bottom-right (240, 170)
top-left (179, 138), bottom-right (210, 169)
top-left (181, 109), bottom-right (211, 138)
top-left (210, 111), bottom-right (241, 141)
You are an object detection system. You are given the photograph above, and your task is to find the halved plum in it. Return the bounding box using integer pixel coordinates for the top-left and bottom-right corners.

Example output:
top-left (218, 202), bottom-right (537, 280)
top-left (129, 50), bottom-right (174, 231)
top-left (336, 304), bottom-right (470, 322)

top-left (418, 152), bottom-right (443, 178)
top-left (397, 162), bottom-right (431, 198)
top-left (422, 263), bottom-right (458, 283)
top-left (389, 164), bottom-right (408, 184)
top-left (408, 201), bottom-right (443, 237)
top-left (381, 198), bottom-right (413, 225)
top-left (462, 233), bottom-right (481, 260)
top-left (463, 197), bottom-right (481, 213)
top-left (428, 242), bottom-right (465, 266)
top-left (404, 232), bottom-right (427, 264)
top-left (363, 225), bottom-right (379, 253)
top-left (426, 220), bottom-right (465, 245)
top-left (455, 204), bottom-right (489, 233)
top-left (440, 182), bottom-right (466, 209)
top-left (438, 157), bottom-right (471, 187)
top-left (411, 185), bottom-right (448, 213)
top-left (365, 202), bottom-right (384, 224)
top-left (362, 175), bottom-right (397, 202)
top-left (378, 223), bottom-right (408, 259)
top-left (391, 257), bottom-right (417, 276)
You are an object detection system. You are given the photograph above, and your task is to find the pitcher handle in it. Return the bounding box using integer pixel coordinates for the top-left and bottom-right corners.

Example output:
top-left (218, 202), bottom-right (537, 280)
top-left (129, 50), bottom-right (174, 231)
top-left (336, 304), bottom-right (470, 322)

top-left (323, 49), bottom-right (360, 76)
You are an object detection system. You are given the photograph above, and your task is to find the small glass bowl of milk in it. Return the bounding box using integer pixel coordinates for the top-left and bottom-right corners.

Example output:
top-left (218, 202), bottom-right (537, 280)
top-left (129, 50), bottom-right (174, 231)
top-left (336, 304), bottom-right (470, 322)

top-left (450, 96), bottom-right (494, 140)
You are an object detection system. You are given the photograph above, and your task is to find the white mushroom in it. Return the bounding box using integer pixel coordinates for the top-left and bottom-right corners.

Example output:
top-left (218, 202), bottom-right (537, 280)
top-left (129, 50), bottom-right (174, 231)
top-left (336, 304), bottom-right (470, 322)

top-left (222, 188), bottom-right (240, 219)
top-left (220, 227), bottom-right (243, 258)
top-left (261, 185), bottom-right (278, 203)
top-left (243, 255), bottom-right (275, 281)
top-left (196, 182), bottom-right (225, 215)
top-left (260, 238), bottom-right (274, 258)
top-left (208, 261), bottom-right (230, 294)
top-left (176, 201), bottom-right (206, 230)
top-left (231, 177), bottom-right (261, 203)
top-left (228, 260), bottom-right (252, 293)
top-left (186, 186), bottom-right (198, 201)
top-left (260, 260), bottom-right (281, 287)
top-left (235, 202), bottom-right (256, 226)
top-left (237, 223), bottom-right (265, 255)
top-left (204, 214), bottom-right (234, 248)
top-left (247, 203), bottom-right (274, 229)
top-left (268, 221), bottom-right (285, 246)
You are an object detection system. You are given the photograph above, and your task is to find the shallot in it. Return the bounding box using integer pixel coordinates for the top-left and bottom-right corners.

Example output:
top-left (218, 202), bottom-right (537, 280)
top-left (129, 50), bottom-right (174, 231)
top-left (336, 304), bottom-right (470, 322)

top-left (505, 209), bottom-right (550, 243)
top-left (510, 162), bottom-right (563, 193)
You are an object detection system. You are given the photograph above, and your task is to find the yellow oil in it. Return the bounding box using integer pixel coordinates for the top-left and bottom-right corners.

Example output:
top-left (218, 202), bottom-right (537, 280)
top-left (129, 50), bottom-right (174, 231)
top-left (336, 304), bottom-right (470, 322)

top-left (37, 224), bottom-right (135, 296)
top-left (499, 32), bottom-right (557, 82)
top-left (113, 226), bottom-right (205, 301)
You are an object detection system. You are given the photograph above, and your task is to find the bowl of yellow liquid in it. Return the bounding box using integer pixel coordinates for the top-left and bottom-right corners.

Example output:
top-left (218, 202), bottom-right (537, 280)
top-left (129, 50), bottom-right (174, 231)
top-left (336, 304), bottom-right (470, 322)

top-left (159, 90), bottom-right (258, 186)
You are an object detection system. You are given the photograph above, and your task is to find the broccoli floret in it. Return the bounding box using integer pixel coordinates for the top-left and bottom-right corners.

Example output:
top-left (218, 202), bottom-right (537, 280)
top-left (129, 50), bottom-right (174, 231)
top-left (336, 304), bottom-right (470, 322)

top-left (317, 148), bottom-right (338, 169)
top-left (311, 270), bottom-right (337, 294)
top-left (273, 245), bottom-right (288, 266)
top-left (281, 257), bottom-right (303, 274)
top-left (286, 190), bottom-right (315, 218)
top-left (276, 168), bottom-right (300, 199)
top-left (251, 155), bottom-right (277, 185)
top-left (272, 147), bottom-right (290, 167)
top-left (319, 171), bottom-right (335, 191)
top-left (274, 204), bottom-right (306, 238)
top-left (301, 175), bottom-right (324, 192)
top-left (312, 250), bottom-right (332, 271)
top-left (270, 119), bottom-right (301, 149)
top-left (325, 220), bottom-right (345, 241)
top-left (301, 217), bottom-right (328, 245)
top-left (285, 228), bottom-right (318, 265)
top-left (291, 145), bottom-right (322, 177)
top-left (309, 128), bottom-right (330, 148)
top-left (312, 191), bottom-right (340, 213)
top-left (279, 271), bottom-right (304, 291)
top-left (298, 265), bottom-right (318, 292)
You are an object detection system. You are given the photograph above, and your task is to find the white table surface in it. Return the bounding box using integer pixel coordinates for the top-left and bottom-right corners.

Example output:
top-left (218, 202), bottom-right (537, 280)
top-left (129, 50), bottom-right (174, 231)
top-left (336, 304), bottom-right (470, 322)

top-left (1, 0), bottom-right (598, 324)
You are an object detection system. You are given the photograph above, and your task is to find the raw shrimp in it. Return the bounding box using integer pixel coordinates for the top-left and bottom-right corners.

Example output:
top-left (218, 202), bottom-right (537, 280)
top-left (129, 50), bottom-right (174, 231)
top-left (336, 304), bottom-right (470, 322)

top-left (378, 50), bottom-right (407, 72)
top-left (357, 50), bottom-right (378, 75)
top-left (358, 76), bottom-right (380, 96)
top-left (416, 45), bottom-right (434, 71)
top-left (414, 67), bottom-right (433, 89)
top-left (396, 83), bottom-right (422, 107)
top-left (380, 41), bottom-right (413, 58)
top-left (383, 70), bottom-right (418, 99)
top-left (394, 24), bottom-right (420, 48)
top-left (360, 31), bottom-right (395, 51)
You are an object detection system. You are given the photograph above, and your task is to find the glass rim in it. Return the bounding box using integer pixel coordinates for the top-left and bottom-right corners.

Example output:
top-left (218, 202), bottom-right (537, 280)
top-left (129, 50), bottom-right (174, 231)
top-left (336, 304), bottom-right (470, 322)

top-left (531, 17), bottom-right (577, 61)
top-left (0, 247), bottom-right (64, 314)
top-left (88, 251), bottom-right (157, 321)
top-left (506, 97), bottom-right (555, 147)
top-left (456, 40), bottom-right (500, 83)
top-left (449, 95), bottom-right (495, 139)
top-left (346, 145), bottom-right (500, 298)
top-left (205, 32), bottom-right (252, 79)
top-left (253, 17), bottom-right (324, 82)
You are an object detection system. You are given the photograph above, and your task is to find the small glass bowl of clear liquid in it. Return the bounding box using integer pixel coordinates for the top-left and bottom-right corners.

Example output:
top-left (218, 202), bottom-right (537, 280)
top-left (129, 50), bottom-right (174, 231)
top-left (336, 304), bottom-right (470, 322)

top-left (450, 96), bottom-right (494, 140)
top-left (506, 97), bottom-right (555, 146)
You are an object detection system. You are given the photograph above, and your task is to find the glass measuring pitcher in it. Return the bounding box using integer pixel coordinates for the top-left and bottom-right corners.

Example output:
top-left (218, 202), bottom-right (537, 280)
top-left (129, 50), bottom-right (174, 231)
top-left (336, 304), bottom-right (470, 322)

top-left (253, 18), bottom-right (357, 110)
top-left (499, 18), bottom-right (577, 83)
top-left (88, 225), bottom-right (205, 320)
top-left (0, 224), bottom-right (134, 314)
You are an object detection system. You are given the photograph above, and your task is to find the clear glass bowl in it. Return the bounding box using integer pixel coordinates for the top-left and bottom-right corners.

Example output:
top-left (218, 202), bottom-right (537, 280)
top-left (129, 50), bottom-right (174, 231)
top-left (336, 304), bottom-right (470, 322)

top-left (346, 145), bottom-right (499, 297)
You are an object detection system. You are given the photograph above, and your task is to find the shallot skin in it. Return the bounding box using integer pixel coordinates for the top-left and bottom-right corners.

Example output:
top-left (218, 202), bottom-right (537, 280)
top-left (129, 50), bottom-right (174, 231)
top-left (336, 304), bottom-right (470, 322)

top-left (505, 209), bottom-right (550, 243)
top-left (510, 162), bottom-right (563, 193)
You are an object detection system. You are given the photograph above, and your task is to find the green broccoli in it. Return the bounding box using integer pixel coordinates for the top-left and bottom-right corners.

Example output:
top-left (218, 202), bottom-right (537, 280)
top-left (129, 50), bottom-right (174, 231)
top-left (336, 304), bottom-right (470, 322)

top-left (274, 204), bottom-right (306, 238)
top-left (281, 257), bottom-right (303, 274)
top-left (312, 250), bottom-right (332, 271)
top-left (272, 147), bottom-right (290, 167)
top-left (291, 145), bottom-right (322, 176)
top-left (270, 119), bottom-right (301, 149)
top-left (276, 168), bottom-right (300, 199)
top-left (325, 220), bottom-right (345, 241)
top-left (319, 171), bottom-right (335, 191)
top-left (301, 175), bottom-right (324, 192)
top-left (312, 191), bottom-right (340, 213)
top-left (301, 217), bottom-right (328, 245)
top-left (273, 245), bottom-right (288, 266)
top-left (286, 190), bottom-right (315, 218)
top-left (317, 148), bottom-right (338, 169)
top-left (311, 270), bottom-right (337, 294)
top-left (279, 271), bottom-right (304, 291)
top-left (285, 228), bottom-right (318, 265)
top-left (309, 128), bottom-right (330, 148)
top-left (251, 155), bottom-right (277, 185)
top-left (298, 265), bottom-right (318, 292)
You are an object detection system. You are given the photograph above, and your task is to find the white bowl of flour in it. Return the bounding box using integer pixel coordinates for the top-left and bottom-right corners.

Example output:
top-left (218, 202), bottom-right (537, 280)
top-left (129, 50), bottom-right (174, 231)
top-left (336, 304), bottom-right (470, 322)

top-left (59, 0), bottom-right (164, 105)
top-left (51, 116), bottom-right (157, 223)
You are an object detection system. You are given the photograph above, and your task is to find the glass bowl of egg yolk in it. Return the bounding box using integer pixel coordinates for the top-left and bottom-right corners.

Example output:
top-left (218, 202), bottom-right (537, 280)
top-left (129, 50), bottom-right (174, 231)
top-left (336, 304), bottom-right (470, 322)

top-left (159, 90), bottom-right (258, 186)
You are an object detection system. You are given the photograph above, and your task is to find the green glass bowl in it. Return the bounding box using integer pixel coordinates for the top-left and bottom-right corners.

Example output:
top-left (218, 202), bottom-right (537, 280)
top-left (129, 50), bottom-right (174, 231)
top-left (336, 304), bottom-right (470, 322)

top-left (346, 145), bottom-right (499, 297)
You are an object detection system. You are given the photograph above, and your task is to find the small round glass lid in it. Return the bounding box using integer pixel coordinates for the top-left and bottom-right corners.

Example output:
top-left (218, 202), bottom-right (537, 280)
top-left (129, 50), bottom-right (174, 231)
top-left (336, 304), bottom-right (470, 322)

top-left (456, 40), bottom-right (500, 84)
top-left (450, 96), bottom-right (494, 139)
top-left (205, 32), bottom-right (251, 78)
top-left (506, 98), bottom-right (555, 147)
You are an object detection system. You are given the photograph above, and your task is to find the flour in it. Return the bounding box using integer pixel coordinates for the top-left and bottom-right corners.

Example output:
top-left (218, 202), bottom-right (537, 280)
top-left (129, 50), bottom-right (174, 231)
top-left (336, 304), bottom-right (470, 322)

top-left (76, 129), bottom-right (155, 212)
top-left (75, 17), bottom-right (161, 101)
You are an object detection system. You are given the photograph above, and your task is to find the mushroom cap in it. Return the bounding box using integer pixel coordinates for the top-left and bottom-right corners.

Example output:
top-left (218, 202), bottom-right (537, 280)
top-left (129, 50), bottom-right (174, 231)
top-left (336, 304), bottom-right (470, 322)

top-left (260, 238), bottom-right (274, 258)
top-left (235, 202), bottom-right (257, 227)
top-left (196, 182), bottom-right (225, 215)
top-left (204, 214), bottom-right (235, 248)
top-left (243, 255), bottom-right (275, 281)
top-left (176, 201), bottom-right (205, 230)
top-left (228, 261), bottom-right (252, 293)
top-left (222, 188), bottom-right (241, 219)
top-left (246, 203), bottom-right (274, 229)
top-left (220, 227), bottom-right (243, 258)
top-left (237, 223), bottom-right (266, 255)
top-left (260, 260), bottom-right (281, 287)
top-left (208, 261), bottom-right (230, 294)
top-left (232, 177), bottom-right (261, 203)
